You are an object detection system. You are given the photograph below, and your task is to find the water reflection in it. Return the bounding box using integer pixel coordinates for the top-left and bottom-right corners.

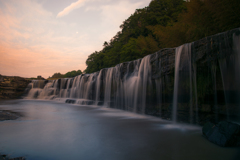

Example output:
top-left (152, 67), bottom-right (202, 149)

top-left (0, 100), bottom-right (239, 160)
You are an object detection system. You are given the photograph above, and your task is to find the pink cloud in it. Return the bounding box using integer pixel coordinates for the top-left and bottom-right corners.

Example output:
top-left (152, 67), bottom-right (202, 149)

top-left (0, 0), bottom-right (89, 78)
top-left (57, 0), bottom-right (86, 18)
top-left (0, 44), bottom-right (87, 78)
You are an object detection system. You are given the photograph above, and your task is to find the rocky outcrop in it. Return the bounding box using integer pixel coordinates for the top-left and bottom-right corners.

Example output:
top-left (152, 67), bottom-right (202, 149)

top-left (203, 121), bottom-right (240, 147)
top-left (151, 28), bottom-right (240, 78)
top-left (0, 75), bottom-right (31, 100)
top-left (0, 110), bottom-right (23, 121)
top-left (0, 154), bottom-right (25, 160)
top-left (148, 28), bottom-right (240, 125)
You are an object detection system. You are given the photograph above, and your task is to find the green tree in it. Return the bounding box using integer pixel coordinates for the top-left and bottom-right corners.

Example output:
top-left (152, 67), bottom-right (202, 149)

top-left (50, 70), bottom-right (82, 79)
top-left (84, 0), bottom-right (240, 74)
top-left (64, 70), bottom-right (82, 78)
top-left (51, 73), bottom-right (64, 78)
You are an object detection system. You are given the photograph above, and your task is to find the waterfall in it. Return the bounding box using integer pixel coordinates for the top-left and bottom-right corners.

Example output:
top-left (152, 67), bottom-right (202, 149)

top-left (26, 80), bottom-right (48, 99)
top-left (104, 68), bottom-right (114, 107)
top-left (25, 28), bottom-right (240, 125)
top-left (172, 45), bottom-right (184, 123)
top-left (118, 59), bottom-right (141, 111)
top-left (95, 70), bottom-right (102, 104)
top-left (172, 43), bottom-right (194, 123)
top-left (59, 78), bottom-right (71, 98)
top-left (133, 55), bottom-right (151, 113)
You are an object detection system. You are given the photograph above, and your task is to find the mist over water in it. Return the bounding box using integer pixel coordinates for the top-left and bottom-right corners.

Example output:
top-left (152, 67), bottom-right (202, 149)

top-left (0, 100), bottom-right (239, 160)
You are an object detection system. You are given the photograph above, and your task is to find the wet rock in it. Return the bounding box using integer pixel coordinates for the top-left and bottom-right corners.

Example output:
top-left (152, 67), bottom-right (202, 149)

top-left (65, 99), bottom-right (76, 104)
top-left (0, 75), bottom-right (31, 100)
top-left (0, 154), bottom-right (25, 160)
top-left (0, 110), bottom-right (23, 121)
top-left (97, 101), bottom-right (104, 106)
top-left (203, 121), bottom-right (240, 147)
top-left (79, 100), bottom-right (94, 105)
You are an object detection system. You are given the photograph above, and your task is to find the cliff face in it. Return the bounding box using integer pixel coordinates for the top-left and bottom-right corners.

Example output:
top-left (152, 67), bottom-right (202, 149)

top-left (0, 75), bottom-right (31, 100)
top-left (151, 28), bottom-right (240, 78)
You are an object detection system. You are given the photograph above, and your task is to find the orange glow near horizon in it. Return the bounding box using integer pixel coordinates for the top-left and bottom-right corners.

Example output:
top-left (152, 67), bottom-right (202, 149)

top-left (0, 0), bottom-right (151, 78)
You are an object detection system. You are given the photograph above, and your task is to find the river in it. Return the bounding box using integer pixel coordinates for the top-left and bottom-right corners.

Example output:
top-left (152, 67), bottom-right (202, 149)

top-left (0, 100), bottom-right (239, 160)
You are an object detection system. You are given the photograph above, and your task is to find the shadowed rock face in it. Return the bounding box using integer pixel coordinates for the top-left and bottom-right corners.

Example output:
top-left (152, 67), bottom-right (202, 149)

top-left (0, 75), bottom-right (31, 100)
top-left (202, 121), bottom-right (240, 147)
top-left (150, 28), bottom-right (240, 78)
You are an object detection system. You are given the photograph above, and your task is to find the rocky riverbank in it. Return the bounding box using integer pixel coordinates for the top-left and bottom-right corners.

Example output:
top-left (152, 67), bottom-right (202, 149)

top-left (0, 110), bottom-right (23, 121)
top-left (0, 154), bottom-right (25, 160)
top-left (0, 75), bottom-right (31, 100)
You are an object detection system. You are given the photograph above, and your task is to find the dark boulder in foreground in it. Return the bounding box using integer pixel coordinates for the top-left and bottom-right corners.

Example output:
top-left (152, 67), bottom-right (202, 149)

top-left (203, 121), bottom-right (240, 147)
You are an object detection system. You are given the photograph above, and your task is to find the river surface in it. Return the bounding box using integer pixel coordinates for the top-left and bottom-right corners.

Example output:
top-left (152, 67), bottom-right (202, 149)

top-left (0, 100), bottom-right (239, 160)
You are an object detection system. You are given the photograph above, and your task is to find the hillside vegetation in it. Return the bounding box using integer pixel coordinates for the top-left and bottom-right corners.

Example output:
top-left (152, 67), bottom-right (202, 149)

top-left (49, 70), bottom-right (82, 79)
top-left (84, 0), bottom-right (240, 74)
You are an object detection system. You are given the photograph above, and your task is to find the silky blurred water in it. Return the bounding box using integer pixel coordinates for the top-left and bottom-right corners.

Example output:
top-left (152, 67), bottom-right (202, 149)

top-left (0, 100), bottom-right (239, 160)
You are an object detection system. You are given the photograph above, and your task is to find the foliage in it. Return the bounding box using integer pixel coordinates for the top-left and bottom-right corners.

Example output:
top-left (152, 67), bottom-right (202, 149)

top-left (84, 0), bottom-right (240, 73)
top-left (50, 70), bottom-right (82, 79)
top-left (51, 73), bottom-right (64, 79)
top-left (149, 0), bottom-right (240, 48)
top-left (65, 70), bottom-right (82, 78)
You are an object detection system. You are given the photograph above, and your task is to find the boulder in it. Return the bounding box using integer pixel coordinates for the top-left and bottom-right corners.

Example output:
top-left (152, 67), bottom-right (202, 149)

top-left (202, 121), bottom-right (240, 147)
top-left (65, 99), bottom-right (76, 104)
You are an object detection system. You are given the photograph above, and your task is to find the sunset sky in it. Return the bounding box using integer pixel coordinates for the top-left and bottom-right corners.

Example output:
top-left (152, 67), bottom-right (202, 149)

top-left (0, 0), bottom-right (151, 78)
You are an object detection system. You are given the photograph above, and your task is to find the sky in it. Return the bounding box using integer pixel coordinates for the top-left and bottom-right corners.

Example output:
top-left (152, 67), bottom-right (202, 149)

top-left (0, 0), bottom-right (151, 78)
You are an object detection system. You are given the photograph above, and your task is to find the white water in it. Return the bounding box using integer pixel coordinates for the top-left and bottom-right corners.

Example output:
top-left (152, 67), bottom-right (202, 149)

top-left (95, 70), bottom-right (102, 104)
top-left (104, 68), bottom-right (114, 106)
top-left (172, 45), bottom-right (184, 123)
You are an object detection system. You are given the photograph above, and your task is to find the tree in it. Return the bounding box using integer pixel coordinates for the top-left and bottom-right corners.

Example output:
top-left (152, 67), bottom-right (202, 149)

top-left (83, 0), bottom-right (240, 74)
top-left (50, 70), bottom-right (82, 79)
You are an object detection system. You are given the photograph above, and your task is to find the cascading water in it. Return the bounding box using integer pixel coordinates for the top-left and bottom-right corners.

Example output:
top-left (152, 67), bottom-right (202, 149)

top-left (115, 59), bottom-right (142, 111)
top-left (59, 78), bottom-right (72, 98)
top-left (38, 80), bottom-right (55, 98)
top-left (172, 45), bottom-right (184, 123)
top-left (25, 28), bottom-right (240, 125)
top-left (26, 80), bottom-right (48, 99)
top-left (95, 70), bottom-right (102, 104)
top-left (104, 68), bottom-right (114, 107)
top-left (133, 55), bottom-right (151, 113)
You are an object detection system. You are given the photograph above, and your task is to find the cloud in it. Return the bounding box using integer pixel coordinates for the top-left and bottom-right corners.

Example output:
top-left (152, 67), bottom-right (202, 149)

top-left (0, 0), bottom-right (151, 78)
top-left (0, 0), bottom-right (90, 78)
top-left (57, 0), bottom-right (86, 18)
top-left (89, 1), bottom-right (147, 43)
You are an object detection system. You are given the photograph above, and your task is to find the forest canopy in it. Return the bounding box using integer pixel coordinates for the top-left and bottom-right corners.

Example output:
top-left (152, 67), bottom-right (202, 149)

top-left (84, 0), bottom-right (240, 74)
top-left (50, 70), bottom-right (82, 79)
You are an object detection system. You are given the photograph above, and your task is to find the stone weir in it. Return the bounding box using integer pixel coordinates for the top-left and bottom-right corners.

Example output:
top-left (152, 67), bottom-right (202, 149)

top-left (26, 28), bottom-right (240, 126)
